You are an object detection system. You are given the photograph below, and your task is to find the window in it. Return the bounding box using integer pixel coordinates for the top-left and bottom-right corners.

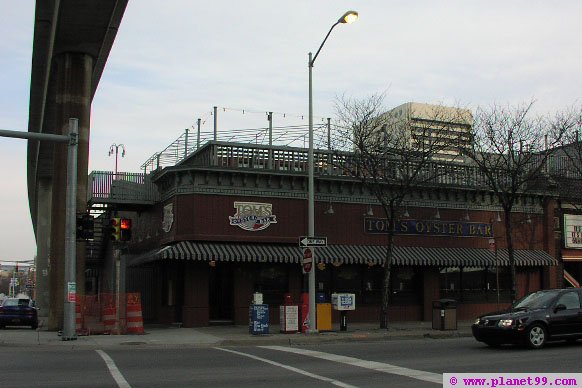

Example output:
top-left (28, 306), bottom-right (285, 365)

top-left (333, 266), bottom-right (361, 294)
top-left (440, 267), bottom-right (511, 303)
top-left (390, 266), bottom-right (421, 304)
top-left (556, 292), bottom-right (581, 310)
top-left (440, 267), bottom-right (460, 299)
top-left (254, 265), bottom-right (288, 306)
top-left (362, 265), bottom-right (383, 305)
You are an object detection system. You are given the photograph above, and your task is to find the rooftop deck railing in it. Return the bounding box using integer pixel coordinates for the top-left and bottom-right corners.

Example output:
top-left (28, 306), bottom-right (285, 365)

top-left (89, 142), bottom-right (582, 206)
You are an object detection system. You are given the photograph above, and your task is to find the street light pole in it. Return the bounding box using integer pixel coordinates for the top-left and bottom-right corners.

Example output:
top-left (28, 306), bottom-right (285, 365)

top-left (307, 10), bottom-right (358, 334)
top-left (108, 143), bottom-right (126, 176)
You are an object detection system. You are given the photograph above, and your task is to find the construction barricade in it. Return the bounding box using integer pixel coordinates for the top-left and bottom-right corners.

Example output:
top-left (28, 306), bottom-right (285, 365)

top-left (126, 293), bottom-right (144, 334)
top-left (73, 292), bottom-right (143, 335)
top-left (75, 301), bottom-right (88, 336)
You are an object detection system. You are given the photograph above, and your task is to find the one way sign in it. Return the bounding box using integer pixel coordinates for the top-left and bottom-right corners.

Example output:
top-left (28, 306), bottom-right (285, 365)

top-left (299, 236), bottom-right (327, 248)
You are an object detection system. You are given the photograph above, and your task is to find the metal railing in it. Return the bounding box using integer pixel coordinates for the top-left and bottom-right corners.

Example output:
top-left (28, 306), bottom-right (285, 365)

top-left (139, 124), bottom-right (330, 174)
top-left (89, 142), bottom-right (582, 206)
top-left (88, 171), bottom-right (159, 205)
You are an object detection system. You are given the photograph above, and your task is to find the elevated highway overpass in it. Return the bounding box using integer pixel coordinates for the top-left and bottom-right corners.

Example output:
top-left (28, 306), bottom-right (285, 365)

top-left (27, 0), bottom-right (128, 330)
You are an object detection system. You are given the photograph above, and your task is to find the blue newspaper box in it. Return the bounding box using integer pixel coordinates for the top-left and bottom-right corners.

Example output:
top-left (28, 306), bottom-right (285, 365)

top-left (249, 304), bottom-right (269, 335)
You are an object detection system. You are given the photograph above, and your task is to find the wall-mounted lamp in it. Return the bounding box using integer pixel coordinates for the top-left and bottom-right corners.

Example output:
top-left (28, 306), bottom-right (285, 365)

top-left (463, 208), bottom-right (470, 221)
top-left (365, 204), bottom-right (374, 216)
top-left (324, 201), bottom-right (335, 215)
top-left (495, 211), bottom-right (502, 223)
top-left (434, 208), bottom-right (441, 220)
top-left (526, 214), bottom-right (532, 224)
top-left (402, 206), bottom-right (410, 218)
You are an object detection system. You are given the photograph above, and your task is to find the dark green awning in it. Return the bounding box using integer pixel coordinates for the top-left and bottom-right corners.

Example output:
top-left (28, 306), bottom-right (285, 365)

top-left (129, 242), bottom-right (556, 268)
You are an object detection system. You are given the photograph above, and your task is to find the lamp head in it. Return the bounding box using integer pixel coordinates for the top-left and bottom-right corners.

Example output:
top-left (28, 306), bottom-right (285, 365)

top-left (339, 10), bottom-right (359, 24)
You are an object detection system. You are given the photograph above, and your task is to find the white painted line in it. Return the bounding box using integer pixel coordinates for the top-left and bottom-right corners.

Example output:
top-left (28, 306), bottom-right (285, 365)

top-left (96, 349), bottom-right (132, 388)
top-left (215, 347), bottom-right (359, 388)
top-left (261, 346), bottom-right (441, 385)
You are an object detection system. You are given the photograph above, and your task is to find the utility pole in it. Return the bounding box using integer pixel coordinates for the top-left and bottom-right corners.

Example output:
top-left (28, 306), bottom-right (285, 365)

top-left (0, 118), bottom-right (79, 341)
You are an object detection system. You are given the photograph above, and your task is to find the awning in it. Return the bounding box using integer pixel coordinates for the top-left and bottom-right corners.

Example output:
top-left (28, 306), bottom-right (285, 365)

top-left (561, 249), bottom-right (582, 262)
top-left (129, 241), bottom-right (556, 268)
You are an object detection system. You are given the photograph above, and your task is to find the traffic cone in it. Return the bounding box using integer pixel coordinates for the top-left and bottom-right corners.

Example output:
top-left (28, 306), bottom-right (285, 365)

top-left (126, 302), bottom-right (144, 334)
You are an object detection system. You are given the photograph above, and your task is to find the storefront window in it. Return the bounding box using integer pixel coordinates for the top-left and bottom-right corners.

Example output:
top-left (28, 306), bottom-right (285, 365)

top-left (254, 265), bottom-right (288, 305)
top-left (486, 266), bottom-right (511, 302)
top-left (333, 266), bottom-right (361, 294)
top-left (362, 265), bottom-right (383, 305)
top-left (390, 266), bottom-right (421, 305)
top-left (440, 266), bottom-right (511, 303)
top-left (462, 267), bottom-right (486, 302)
top-left (440, 267), bottom-right (460, 299)
top-left (324, 265), bottom-right (422, 306)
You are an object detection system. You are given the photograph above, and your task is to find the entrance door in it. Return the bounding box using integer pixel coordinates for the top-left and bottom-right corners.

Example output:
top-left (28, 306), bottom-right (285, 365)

top-left (209, 263), bottom-right (234, 324)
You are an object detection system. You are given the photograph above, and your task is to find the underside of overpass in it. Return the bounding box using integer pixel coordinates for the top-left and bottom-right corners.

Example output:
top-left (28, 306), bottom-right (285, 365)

top-left (27, 0), bottom-right (128, 330)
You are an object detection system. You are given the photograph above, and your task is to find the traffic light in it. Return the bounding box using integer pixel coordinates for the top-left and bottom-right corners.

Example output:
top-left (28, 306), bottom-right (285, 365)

top-left (120, 218), bottom-right (132, 242)
top-left (76, 213), bottom-right (95, 240)
top-left (110, 217), bottom-right (121, 241)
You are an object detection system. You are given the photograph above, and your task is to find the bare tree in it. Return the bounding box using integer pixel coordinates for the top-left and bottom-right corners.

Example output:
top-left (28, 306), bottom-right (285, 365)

top-left (331, 94), bottom-right (470, 329)
top-left (461, 101), bottom-right (568, 302)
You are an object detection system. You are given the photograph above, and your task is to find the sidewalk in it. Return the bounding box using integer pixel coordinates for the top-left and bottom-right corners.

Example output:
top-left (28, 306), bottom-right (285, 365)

top-left (0, 321), bottom-right (474, 349)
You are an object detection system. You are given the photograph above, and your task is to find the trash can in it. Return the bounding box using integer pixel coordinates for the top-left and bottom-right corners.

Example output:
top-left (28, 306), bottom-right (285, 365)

top-left (432, 299), bottom-right (457, 330)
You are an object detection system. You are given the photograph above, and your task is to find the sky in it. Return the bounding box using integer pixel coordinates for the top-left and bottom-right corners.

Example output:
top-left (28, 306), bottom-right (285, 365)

top-left (1, 0), bottom-right (581, 261)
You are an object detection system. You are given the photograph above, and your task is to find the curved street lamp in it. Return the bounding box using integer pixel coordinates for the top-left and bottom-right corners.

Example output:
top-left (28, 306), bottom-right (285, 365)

top-left (108, 143), bottom-right (126, 175)
top-left (307, 10), bottom-right (358, 334)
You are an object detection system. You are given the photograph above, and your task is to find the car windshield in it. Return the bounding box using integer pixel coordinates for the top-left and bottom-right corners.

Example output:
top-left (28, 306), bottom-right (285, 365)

top-left (2, 298), bottom-right (31, 307)
top-left (513, 290), bottom-right (560, 310)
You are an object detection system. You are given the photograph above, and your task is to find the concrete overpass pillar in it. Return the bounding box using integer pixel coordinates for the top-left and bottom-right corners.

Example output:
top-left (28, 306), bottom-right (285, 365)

top-left (48, 52), bottom-right (92, 330)
top-left (35, 177), bottom-right (52, 324)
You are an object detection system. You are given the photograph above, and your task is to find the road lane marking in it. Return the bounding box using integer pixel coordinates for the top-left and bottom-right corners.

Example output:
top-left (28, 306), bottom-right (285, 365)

top-left (260, 346), bottom-right (441, 385)
top-left (96, 350), bottom-right (132, 388)
top-left (215, 347), bottom-right (359, 388)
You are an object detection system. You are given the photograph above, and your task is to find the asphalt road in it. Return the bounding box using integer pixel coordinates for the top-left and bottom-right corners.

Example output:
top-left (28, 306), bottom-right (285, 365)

top-left (1, 336), bottom-right (581, 387)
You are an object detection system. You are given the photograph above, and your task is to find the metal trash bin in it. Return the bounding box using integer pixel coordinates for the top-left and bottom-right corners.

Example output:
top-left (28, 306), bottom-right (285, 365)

top-left (432, 299), bottom-right (457, 330)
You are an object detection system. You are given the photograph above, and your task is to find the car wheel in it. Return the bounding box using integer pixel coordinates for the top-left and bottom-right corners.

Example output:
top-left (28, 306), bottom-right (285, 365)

top-left (526, 324), bottom-right (547, 349)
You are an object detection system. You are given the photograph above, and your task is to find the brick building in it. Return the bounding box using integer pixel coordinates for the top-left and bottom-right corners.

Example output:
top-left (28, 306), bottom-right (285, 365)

top-left (88, 140), bottom-right (562, 328)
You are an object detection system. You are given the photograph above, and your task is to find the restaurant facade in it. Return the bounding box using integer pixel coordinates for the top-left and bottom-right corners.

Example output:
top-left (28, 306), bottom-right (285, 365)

top-left (93, 141), bottom-right (562, 328)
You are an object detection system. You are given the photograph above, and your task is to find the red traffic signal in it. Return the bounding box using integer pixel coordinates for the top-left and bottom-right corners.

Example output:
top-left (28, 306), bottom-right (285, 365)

top-left (120, 218), bottom-right (132, 242)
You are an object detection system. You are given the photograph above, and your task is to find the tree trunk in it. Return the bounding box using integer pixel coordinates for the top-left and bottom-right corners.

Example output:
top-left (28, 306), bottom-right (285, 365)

top-left (504, 208), bottom-right (517, 303)
top-left (380, 205), bottom-right (395, 329)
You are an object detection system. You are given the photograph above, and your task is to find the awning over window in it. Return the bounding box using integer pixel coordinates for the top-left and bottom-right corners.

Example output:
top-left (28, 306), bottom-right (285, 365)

top-left (129, 241), bottom-right (556, 268)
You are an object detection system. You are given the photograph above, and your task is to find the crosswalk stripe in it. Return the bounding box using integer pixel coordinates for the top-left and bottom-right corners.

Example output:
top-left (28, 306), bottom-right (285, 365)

top-left (215, 347), bottom-right (359, 388)
top-left (260, 346), bottom-right (441, 384)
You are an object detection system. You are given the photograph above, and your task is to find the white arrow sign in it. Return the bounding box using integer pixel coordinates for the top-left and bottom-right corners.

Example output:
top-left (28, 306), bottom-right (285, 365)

top-left (299, 236), bottom-right (327, 247)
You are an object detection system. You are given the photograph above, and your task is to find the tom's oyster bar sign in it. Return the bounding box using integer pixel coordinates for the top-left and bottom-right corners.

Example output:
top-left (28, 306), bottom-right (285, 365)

top-left (229, 201), bottom-right (278, 232)
top-left (365, 217), bottom-right (493, 237)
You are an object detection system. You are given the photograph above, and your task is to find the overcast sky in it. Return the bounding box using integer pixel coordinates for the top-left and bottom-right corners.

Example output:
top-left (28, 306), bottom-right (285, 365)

top-left (1, 1), bottom-right (581, 261)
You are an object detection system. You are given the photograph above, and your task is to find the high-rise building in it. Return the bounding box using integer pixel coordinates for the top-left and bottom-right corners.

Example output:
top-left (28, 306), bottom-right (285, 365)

top-left (383, 102), bottom-right (473, 161)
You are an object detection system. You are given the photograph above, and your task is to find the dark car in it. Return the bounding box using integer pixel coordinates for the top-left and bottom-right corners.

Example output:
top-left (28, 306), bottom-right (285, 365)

top-left (0, 298), bottom-right (38, 329)
top-left (472, 288), bottom-right (582, 349)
